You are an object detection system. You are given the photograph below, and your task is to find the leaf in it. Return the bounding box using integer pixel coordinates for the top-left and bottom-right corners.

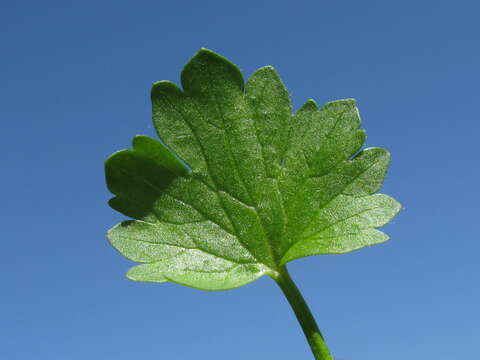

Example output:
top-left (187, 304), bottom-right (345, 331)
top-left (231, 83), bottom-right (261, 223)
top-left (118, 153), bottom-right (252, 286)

top-left (105, 49), bottom-right (401, 291)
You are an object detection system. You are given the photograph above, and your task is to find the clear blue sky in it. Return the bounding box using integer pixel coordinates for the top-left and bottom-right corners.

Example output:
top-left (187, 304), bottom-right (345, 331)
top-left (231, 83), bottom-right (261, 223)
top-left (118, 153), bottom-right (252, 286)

top-left (2, 1), bottom-right (479, 359)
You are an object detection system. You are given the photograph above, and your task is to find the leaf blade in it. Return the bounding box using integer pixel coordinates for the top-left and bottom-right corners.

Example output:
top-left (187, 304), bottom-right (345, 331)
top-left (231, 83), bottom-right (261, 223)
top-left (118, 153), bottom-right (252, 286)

top-left (105, 49), bottom-right (401, 290)
top-left (281, 194), bottom-right (401, 264)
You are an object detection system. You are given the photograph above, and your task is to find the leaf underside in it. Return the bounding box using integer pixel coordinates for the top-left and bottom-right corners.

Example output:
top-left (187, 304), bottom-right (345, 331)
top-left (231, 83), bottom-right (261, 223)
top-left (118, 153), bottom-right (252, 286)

top-left (105, 49), bottom-right (401, 290)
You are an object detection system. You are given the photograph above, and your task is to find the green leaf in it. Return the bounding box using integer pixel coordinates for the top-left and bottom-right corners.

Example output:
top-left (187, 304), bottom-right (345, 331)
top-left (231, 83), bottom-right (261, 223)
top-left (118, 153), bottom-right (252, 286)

top-left (105, 48), bottom-right (401, 291)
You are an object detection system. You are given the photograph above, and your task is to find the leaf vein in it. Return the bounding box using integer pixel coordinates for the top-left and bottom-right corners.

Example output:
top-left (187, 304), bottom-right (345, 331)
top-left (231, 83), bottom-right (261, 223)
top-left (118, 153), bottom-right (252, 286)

top-left (161, 96), bottom-right (258, 261)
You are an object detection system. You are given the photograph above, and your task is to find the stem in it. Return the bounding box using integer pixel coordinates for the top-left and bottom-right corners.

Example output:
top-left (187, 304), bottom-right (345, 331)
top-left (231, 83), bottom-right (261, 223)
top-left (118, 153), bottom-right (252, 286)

top-left (274, 265), bottom-right (334, 360)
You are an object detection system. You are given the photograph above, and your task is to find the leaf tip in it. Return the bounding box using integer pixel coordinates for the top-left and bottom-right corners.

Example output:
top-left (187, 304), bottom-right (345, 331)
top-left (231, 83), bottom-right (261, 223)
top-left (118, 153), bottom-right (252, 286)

top-left (249, 65), bottom-right (285, 86)
top-left (323, 98), bottom-right (357, 111)
top-left (355, 146), bottom-right (390, 161)
top-left (181, 48), bottom-right (244, 94)
top-left (184, 47), bottom-right (229, 69)
top-left (126, 264), bottom-right (168, 283)
top-left (151, 80), bottom-right (182, 100)
top-left (297, 99), bottom-right (318, 114)
top-left (257, 65), bottom-right (279, 75)
top-left (195, 47), bottom-right (218, 57)
top-left (131, 134), bottom-right (147, 148)
top-left (125, 269), bottom-right (142, 282)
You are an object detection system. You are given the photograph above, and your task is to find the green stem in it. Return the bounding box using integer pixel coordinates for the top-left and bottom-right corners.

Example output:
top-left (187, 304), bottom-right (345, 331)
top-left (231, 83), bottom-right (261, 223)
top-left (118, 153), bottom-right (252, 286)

top-left (274, 265), bottom-right (334, 360)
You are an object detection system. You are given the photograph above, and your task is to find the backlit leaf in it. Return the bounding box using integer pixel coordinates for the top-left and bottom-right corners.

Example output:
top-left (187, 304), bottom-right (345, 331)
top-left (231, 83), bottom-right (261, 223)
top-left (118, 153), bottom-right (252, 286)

top-left (105, 49), bottom-right (401, 290)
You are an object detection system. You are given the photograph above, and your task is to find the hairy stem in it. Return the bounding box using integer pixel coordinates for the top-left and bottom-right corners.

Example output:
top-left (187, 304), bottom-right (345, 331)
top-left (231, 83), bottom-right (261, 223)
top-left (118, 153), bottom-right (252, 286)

top-left (274, 265), bottom-right (334, 360)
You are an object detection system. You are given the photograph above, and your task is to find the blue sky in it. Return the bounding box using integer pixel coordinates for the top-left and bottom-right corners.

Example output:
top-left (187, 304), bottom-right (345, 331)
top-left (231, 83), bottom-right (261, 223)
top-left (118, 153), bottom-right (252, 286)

top-left (2, 1), bottom-right (479, 359)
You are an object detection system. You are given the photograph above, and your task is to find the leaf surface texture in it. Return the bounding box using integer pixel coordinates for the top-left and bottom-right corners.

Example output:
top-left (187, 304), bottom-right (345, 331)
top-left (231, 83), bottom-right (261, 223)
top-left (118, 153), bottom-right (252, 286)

top-left (105, 49), bottom-right (401, 290)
